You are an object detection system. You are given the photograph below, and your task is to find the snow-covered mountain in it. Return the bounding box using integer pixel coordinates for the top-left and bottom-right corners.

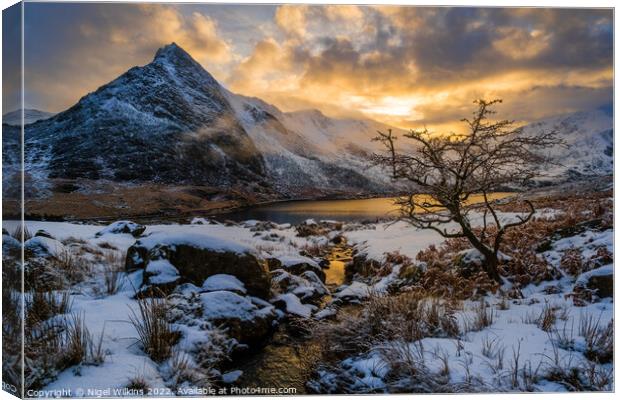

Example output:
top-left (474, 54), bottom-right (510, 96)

top-left (2, 43), bottom-right (613, 208)
top-left (2, 109), bottom-right (54, 125)
top-left (7, 43), bottom-right (397, 200)
top-left (523, 107), bottom-right (613, 181)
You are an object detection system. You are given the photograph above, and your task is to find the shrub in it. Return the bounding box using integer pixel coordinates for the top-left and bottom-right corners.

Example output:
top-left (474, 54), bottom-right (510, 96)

top-left (379, 340), bottom-right (452, 393)
top-left (26, 250), bottom-right (90, 291)
top-left (560, 249), bottom-right (585, 276)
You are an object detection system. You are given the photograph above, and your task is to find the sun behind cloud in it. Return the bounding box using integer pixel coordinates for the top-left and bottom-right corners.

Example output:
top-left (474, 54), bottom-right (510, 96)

top-left (11, 4), bottom-right (613, 133)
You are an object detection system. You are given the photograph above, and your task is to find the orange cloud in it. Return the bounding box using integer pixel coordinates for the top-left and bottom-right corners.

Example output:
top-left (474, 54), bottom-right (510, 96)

top-left (18, 4), bottom-right (613, 135)
top-left (23, 4), bottom-right (233, 112)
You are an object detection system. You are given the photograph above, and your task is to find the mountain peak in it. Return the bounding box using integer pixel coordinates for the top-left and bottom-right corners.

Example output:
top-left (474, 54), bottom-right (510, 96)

top-left (150, 42), bottom-right (219, 88)
top-left (153, 42), bottom-right (197, 65)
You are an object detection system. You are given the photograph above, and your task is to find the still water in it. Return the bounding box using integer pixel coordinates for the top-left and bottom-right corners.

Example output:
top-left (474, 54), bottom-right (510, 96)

top-left (221, 193), bottom-right (514, 224)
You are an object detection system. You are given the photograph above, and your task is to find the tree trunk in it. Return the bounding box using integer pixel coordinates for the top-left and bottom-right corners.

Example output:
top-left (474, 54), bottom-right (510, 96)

top-left (457, 221), bottom-right (503, 283)
top-left (483, 253), bottom-right (501, 283)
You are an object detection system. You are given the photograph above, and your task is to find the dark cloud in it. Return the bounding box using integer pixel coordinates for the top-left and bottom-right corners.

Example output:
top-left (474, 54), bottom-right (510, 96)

top-left (3, 3), bottom-right (22, 113)
top-left (2, 4), bottom-right (613, 130)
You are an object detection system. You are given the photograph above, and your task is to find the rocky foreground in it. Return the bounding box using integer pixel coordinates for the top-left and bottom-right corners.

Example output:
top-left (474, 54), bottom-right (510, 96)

top-left (1, 191), bottom-right (613, 394)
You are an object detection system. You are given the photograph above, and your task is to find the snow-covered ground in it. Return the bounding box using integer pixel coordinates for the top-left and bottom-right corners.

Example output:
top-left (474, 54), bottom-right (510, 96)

top-left (3, 203), bottom-right (613, 394)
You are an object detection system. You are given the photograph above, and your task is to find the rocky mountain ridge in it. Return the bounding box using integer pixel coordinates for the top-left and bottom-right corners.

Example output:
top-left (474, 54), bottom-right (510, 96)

top-left (1, 43), bottom-right (613, 218)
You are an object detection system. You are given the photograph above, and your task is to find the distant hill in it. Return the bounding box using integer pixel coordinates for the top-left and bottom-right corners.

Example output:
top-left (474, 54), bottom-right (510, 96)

top-left (2, 109), bottom-right (55, 125)
top-left (523, 109), bottom-right (613, 182)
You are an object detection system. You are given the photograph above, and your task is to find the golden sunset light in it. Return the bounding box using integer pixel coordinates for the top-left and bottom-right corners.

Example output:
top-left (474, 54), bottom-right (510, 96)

top-left (3, 3), bottom-right (611, 132)
top-left (2, 2), bottom-right (615, 396)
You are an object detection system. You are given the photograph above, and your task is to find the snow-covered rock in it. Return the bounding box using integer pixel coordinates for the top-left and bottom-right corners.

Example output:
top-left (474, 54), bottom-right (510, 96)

top-left (24, 236), bottom-right (67, 259)
top-left (95, 221), bottom-right (146, 238)
top-left (199, 290), bottom-right (276, 345)
top-left (126, 231), bottom-right (271, 298)
top-left (2, 232), bottom-right (20, 254)
top-left (271, 293), bottom-right (315, 318)
top-left (202, 274), bottom-right (247, 295)
top-left (575, 264), bottom-right (613, 298)
top-left (271, 255), bottom-right (326, 282)
top-left (271, 269), bottom-right (329, 303)
top-left (34, 229), bottom-right (55, 239)
top-left (333, 281), bottom-right (371, 303)
top-left (144, 259), bottom-right (180, 285)
top-left (222, 370), bottom-right (243, 384)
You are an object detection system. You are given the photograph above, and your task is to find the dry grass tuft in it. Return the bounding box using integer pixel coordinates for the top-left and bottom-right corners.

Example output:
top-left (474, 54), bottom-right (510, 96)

top-left (26, 291), bottom-right (72, 326)
top-left (27, 250), bottom-right (91, 291)
top-left (314, 292), bottom-right (460, 364)
top-left (560, 249), bottom-right (585, 276)
top-left (579, 314), bottom-right (613, 364)
top-left (126, 374), bottom-right (150, 392)
top-left (128, 297), bottom-right (180, 362)
top-left (12, 225), bottom-right (32, 241)
top-left (468, 300), bottom-right (494, 332)
top-left (537, 302), bottom-right (557, 332)
top-left (102, 251), bottom-right (126, 295)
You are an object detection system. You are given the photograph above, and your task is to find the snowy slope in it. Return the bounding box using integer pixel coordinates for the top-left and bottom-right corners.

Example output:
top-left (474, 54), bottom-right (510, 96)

top-left (224, 91), bottom-right (400, 195)
top-left (17, 43), bottom-right (265, 191)
top-left (5, 43), bottom-right (613, 204)
top-left (12, 43), bottom-right (398, 199)
top-left (523, 108), bottom-right (613, 180)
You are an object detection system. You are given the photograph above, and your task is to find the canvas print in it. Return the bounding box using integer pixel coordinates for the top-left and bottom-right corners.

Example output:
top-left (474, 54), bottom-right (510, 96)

top-left (1, 2), bottom-right (614, 397)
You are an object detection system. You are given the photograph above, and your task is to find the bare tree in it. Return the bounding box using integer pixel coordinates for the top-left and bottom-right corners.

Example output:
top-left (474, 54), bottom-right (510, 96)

top-left (372, 99), bottom-right (561, 282)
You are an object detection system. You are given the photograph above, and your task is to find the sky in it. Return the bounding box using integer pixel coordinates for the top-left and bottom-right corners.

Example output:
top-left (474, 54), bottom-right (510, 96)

top-left (2, 3), bottom-right (614, 132)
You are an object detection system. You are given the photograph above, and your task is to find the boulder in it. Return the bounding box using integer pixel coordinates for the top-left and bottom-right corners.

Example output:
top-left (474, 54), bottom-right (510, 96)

top-left (24, 236), bottom-right (67, 259)
top-left (346, 254), bottom-right (381, 280)
top-left (271, 293), bottom-right (315, 318)
top-left (277, 255), bottom-right (326, 282)
top-left (34, 229), bottom-right (55, 239)
top-left (333, 281), bottom-right (371, 303)
top-left (266, 257), bottom-right (282, 271)
top-left (271, 269), bottom-right (329, 303)
top-left (202, 274), bottom-right (247, 295)
top-left (331, 235), bottom-right (345, 245)
top-left (586, 274), bottom-right (613, 298)
top-left (2, 233), bottom-right (21, 255)
top-left (168, 288), bottom-right (276, 347)
top-left (573, 265), bottom-right (613, 302)
top-left (126, 232), bottom-right (271, 299)
top-left (199, 290), bottom-right (276, 345)
top-left (576, 264), bottom-right (614, 299)
top-left (96, 221), bottom-right (146, 238)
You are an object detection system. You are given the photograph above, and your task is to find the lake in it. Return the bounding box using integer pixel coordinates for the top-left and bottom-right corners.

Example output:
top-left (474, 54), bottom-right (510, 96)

top-left (219, 193), bottom-right (514, 224)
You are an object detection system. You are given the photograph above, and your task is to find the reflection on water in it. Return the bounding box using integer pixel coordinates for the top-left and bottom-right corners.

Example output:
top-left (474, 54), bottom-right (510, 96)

top-left (324, 245), bottom-right (353, 286)
top-left (325, 260), bottom-right (346, 286)
top-left (221, 193), bottom-right (513, 224)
